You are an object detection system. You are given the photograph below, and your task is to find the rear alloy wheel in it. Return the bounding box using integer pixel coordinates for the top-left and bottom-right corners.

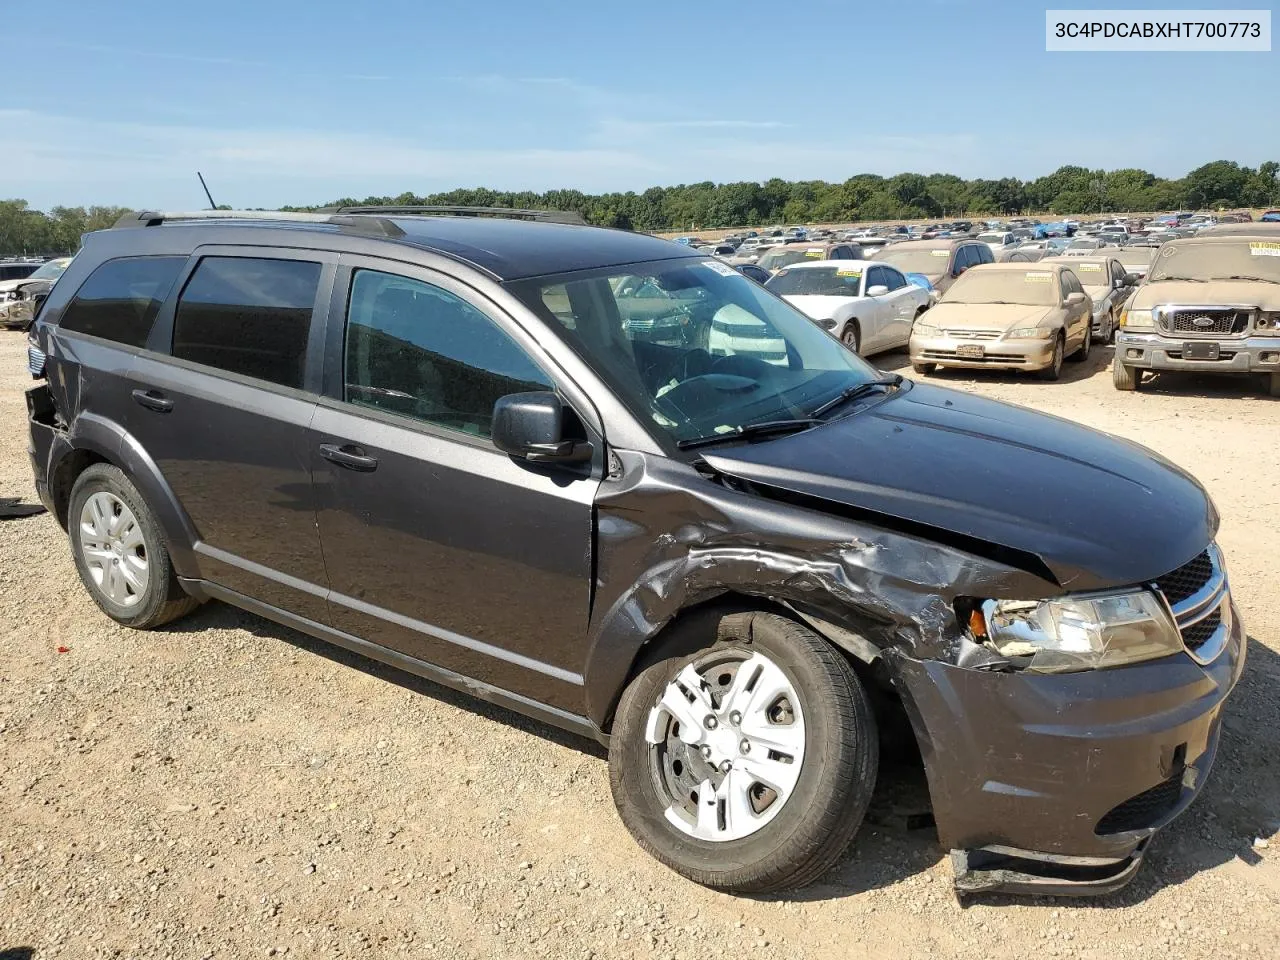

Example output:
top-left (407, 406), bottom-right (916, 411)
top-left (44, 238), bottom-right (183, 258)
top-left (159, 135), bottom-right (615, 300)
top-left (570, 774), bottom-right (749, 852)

top-left (841, 321), bottom-right (861, 354)
top-left (1038, 334), bottom-right (1064, 381)
top-left (609, 612), bottom-right (877, 893)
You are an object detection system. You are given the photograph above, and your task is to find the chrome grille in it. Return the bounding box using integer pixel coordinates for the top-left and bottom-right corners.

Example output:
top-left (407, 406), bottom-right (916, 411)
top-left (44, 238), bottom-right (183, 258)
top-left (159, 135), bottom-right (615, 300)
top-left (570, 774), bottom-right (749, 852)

top-left (945, 329), bottom-right (1002, 340)
top-left (1158, 308), bottom-right (1250, 337)
top-left (1155, 544), bottom-right (1230, 663)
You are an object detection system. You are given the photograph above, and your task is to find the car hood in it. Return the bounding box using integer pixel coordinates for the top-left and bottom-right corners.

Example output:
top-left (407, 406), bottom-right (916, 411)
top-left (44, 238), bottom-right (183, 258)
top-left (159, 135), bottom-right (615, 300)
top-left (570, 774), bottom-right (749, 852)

top-left (701, 382), bottom-right (1214, 591)
top-left (920, 302), bottom-right (1052, 331)
top-left (1131, 279), bottom-right (1280, 311)
top-left (0, 279), bottom-right (27, 293)
top-left (781, 294), bottom-right (862, 319)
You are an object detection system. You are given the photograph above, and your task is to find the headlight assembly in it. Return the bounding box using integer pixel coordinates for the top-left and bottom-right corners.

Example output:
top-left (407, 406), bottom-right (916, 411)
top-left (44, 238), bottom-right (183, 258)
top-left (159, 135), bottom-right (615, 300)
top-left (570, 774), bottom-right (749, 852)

top-left (1006, 327), bottom-right (1053, 339)
top-left (977, 590), bottom-right (1183, 673)
top-left (912, 322), bottom-right (940, 337)
top-left (1121, 308), bottom-right (1154, 329)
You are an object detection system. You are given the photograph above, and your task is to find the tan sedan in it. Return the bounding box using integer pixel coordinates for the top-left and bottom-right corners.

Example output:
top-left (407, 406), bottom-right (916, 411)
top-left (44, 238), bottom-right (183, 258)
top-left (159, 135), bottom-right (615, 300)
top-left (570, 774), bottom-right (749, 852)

top-left (909, 262), bottom-right (1094, 381)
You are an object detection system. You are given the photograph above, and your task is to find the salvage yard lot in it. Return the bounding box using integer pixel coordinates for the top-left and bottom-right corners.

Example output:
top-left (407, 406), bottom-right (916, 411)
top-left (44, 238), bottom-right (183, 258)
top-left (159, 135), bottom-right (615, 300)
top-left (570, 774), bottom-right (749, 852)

top-left (1, 330), bottom-right (1277, 959)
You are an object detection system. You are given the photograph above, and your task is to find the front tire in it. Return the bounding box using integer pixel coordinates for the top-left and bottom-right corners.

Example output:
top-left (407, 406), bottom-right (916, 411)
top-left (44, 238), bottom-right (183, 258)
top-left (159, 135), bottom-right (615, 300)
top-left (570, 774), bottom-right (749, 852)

top-left (1038, 334), bottom-right (1064, 381)
top-left (1112, 358), bottom-right (1139, 391)
top-left (609, 611), bottom-right (878, 893)
top-left (68, 464), bottom-right (199, 629)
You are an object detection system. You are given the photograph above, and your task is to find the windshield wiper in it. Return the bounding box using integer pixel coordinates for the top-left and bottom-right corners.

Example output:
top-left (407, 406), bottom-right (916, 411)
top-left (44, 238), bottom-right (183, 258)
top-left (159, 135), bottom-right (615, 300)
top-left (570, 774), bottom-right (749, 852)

top-left (1150, 275), bottom-right (1206, 282)
top-left (808, 374), bottom-right (903, 419)
top-left (677, 417), bottom-right (822, 450)
top-left (1223, 274), bottom-right (1280, 285)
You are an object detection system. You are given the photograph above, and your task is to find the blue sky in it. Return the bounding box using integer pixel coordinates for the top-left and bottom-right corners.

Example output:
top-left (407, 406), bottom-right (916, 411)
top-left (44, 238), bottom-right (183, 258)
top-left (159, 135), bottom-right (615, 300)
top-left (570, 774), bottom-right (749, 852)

top-left (4, 0), bottom-right (1274, 210)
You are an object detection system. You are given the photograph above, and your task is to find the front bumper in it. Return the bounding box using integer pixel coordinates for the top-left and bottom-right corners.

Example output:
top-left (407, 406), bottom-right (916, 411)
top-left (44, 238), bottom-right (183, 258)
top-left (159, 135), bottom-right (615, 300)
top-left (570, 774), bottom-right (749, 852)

top-left (0, 299), bottom-right (33, 329)
top-left (1116, 330), bottom-right (1280, 374)
top-left (891, 598), bottom-right (1246, 896)
top-left (910, 333), bottom-right (1056, 371)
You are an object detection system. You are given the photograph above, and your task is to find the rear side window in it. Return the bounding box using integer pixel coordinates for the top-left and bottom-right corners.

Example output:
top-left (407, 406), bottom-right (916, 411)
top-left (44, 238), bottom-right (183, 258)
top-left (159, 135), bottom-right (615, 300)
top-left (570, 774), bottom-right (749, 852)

top-left (173, 257), bottom-right (321, 390)
top-left (59, 256), bottom-right (186, 347)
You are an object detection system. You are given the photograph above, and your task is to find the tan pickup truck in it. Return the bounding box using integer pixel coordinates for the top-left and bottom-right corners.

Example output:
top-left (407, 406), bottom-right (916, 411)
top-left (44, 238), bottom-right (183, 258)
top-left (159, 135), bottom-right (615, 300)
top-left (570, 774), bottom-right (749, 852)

top-left (1114, 232), bottom-right (1280, 395)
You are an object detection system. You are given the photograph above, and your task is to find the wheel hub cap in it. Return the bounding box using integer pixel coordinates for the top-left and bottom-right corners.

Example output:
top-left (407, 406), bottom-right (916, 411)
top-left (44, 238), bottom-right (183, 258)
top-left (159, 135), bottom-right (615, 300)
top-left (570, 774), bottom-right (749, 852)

top-left (78, 492), bottom-right (149, 608)
top-left (644, 651), bottom-right (806, 842)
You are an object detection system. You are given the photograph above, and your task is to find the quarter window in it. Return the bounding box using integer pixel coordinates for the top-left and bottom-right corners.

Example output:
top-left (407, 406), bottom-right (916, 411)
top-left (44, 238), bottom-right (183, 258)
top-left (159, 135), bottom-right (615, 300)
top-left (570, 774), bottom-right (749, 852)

top-left (59, 256), bottom-right (186, 347)
top-left (343, 269), bottom-right (553, 439)
top-left (173, 257), bottom-right (320, 389)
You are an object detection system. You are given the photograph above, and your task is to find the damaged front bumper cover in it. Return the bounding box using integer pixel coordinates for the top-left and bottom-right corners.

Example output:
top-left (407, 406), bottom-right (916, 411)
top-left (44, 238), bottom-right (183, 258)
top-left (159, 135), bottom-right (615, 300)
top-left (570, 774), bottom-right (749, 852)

top-left (893, 599), bottom-right (1245, 897)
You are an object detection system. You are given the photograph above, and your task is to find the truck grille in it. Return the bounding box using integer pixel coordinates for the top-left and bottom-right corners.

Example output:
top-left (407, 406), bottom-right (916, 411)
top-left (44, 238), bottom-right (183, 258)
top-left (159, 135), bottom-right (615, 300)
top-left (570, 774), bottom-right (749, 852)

top-left (1153, 545), bottom-right (1230, 663)
top-left (1158, 308), bottom-right (1250, 337)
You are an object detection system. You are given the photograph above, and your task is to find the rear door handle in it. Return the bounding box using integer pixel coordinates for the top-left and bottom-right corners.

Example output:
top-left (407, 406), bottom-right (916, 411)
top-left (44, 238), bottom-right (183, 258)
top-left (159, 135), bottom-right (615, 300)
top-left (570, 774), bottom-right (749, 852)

top-left (319, 443), bottom-right (379, 472)
top-left (132, 389), bottom-right (174, 413)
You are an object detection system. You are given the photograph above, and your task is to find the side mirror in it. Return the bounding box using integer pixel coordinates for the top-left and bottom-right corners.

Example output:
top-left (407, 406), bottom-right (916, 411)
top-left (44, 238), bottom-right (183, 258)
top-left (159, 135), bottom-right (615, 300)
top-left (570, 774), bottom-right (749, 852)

top-left (491, 391), bottom-right (591, 464)
top-left (865, 284), bottom-right (889, 297)
top-left (952, 266), bottom-right (965, 278)
top-left (1065, 292), bottom-right (1086, 306)
top-left (1122, 273), bottom-right (1139, 285)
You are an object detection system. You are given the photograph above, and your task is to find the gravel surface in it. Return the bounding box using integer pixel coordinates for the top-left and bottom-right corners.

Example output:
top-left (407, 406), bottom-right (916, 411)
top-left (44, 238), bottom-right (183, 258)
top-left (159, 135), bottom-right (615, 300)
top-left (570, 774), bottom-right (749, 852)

top-left (1, 330), bottom-right (1277, 959)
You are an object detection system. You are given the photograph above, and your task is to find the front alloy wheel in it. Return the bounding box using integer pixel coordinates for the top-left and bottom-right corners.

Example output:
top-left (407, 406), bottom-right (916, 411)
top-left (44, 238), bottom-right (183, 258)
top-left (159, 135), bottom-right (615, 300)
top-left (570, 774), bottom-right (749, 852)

top-left (609, 611), bottom-right (878, 892)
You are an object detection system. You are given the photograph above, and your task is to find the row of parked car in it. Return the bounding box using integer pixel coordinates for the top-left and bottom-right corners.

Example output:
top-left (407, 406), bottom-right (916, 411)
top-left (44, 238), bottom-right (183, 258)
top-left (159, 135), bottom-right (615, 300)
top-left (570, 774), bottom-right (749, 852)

top-left (0, 257), bottom-right (72, 329)
top-left (705, 223), bottom-right (1280, 395)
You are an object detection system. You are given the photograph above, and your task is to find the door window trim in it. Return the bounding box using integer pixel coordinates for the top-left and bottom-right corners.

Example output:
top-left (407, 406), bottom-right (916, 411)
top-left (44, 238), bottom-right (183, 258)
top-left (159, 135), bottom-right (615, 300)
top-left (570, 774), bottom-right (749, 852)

top-left (146, 245), bottom-right (339, 398)
top-left (320, 254), bottom-right (604, 453)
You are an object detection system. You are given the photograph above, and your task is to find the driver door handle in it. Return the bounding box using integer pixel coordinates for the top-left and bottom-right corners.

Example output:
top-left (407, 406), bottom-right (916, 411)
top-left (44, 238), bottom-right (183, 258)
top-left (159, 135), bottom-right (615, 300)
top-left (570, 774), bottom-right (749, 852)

top-left (319, 443), bottom-right (379, 472)
top-left (132, 389), bottom-right (174, 413)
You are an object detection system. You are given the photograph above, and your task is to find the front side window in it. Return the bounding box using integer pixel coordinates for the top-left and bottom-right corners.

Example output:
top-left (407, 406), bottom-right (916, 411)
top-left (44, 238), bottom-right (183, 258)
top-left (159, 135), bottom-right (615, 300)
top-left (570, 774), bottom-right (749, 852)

top-left (344, 269), bottom-right (553, 439)
top-left (173, 257), bottom-right (320, 389)
top-left (60, 256), bottom-right (186, 347)
top-left (510, 259), bottom-right (881, 448)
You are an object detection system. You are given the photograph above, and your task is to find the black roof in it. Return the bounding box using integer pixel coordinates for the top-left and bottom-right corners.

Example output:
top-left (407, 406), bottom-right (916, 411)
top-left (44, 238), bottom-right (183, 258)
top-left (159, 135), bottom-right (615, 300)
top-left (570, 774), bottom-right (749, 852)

top-left (110, 211), bottom-right (701, 282)
top-left (384, 216), bottom-right (700, 280)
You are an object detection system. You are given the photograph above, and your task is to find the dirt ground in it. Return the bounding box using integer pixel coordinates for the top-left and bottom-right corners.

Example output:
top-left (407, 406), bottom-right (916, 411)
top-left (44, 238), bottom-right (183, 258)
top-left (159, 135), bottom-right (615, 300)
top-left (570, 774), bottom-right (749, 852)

top-left (1, 329), bottom-right (1277, 960)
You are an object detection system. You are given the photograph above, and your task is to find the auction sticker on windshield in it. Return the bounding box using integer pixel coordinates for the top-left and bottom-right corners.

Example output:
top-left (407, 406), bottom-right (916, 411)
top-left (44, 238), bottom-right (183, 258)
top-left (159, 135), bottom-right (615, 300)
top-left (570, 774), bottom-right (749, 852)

top-left (837, 269), bottom-right (862, 278)
top-left (805, 249), bottom-right (823, 258)
top-left (930, 249), bottom-right (950, 257)
top-left (1076, 262), bottom-right (1103, 272)
top-left (1249, 242), bottom-right (1280, 257)
top-left (1025, 271), bottom-right (1054, 282)
top-left (701, 260), bottom-right (739, 277)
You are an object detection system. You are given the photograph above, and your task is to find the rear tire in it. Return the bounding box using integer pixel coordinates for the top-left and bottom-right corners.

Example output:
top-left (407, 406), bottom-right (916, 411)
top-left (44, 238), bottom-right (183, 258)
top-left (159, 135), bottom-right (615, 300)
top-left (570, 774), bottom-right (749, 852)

top-left (609, 611), bottom-right (878, 893)
top-left (1269, 372), bottom-right (1280, 398)
top-left (841, 321), bottom-right (861, 354)
top-left (67, 464), bottom-right (200, 630)
top-left (1112, 358), bottom-right (1138, 391)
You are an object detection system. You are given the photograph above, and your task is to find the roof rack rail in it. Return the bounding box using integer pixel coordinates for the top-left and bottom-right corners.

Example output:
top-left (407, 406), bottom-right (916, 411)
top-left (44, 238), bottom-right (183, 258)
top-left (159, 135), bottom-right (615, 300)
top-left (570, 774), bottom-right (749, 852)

top-left (112, 209), bottom-right (406, 238)
top-left (332, 205), bottom-right (587, 225)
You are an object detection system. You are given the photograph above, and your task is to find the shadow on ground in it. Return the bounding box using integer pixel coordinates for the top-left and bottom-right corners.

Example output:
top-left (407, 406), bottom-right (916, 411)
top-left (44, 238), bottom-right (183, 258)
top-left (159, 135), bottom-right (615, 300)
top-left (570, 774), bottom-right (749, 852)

top-left (161, 596), bottom-right (1279, 905)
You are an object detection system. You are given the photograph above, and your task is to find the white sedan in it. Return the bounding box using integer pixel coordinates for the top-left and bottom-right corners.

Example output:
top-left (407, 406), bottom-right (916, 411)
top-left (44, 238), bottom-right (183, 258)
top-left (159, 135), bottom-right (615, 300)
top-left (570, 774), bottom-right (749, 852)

top-left (763, 259), bottom-right (931, 356)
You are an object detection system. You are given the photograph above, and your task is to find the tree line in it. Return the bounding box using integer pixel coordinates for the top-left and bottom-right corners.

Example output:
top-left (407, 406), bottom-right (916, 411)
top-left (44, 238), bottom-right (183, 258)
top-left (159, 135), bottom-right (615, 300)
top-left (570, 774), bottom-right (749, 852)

top-left (4, 160), bottom-right (1278, 256)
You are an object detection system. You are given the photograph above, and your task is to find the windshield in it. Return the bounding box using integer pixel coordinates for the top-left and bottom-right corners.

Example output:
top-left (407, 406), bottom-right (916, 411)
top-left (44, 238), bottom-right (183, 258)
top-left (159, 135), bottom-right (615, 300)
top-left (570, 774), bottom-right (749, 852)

top-left (509, 259), bottom-right (881, 447)
top-left (27, 259), bottom-right (70, 281)
top-left (757, 247), bottom-right (827, 271)
top-left (977, 233), bottom-right (1006, 244)
top-left (765, 266), bottom-right (864, 297)
top-left (876, 246), bottom-right (951, 274)
top-left (1148, 240), bottom-right (1280, 281)
top-left (1067, 239), bottom-right (1099, 249)
top-left (941, 268), bottom-right (1061, 306)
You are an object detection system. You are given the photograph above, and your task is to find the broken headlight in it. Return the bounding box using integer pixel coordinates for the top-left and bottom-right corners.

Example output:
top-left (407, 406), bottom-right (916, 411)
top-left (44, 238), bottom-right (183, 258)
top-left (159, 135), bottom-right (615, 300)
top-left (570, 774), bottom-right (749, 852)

top-left (979, 591), bottom-right (1181, 673)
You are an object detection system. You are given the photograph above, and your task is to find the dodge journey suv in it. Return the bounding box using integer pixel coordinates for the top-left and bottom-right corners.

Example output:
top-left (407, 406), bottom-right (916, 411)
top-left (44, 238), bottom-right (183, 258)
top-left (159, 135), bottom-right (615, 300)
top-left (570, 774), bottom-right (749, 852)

top-left (26, 208), bottom-right (1244, 896)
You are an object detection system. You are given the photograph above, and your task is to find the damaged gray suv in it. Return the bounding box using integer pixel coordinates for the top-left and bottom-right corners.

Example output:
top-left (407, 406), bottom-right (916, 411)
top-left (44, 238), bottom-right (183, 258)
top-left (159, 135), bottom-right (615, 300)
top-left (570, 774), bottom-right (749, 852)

top-left (26, 208), bottom-right (1244, 897)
